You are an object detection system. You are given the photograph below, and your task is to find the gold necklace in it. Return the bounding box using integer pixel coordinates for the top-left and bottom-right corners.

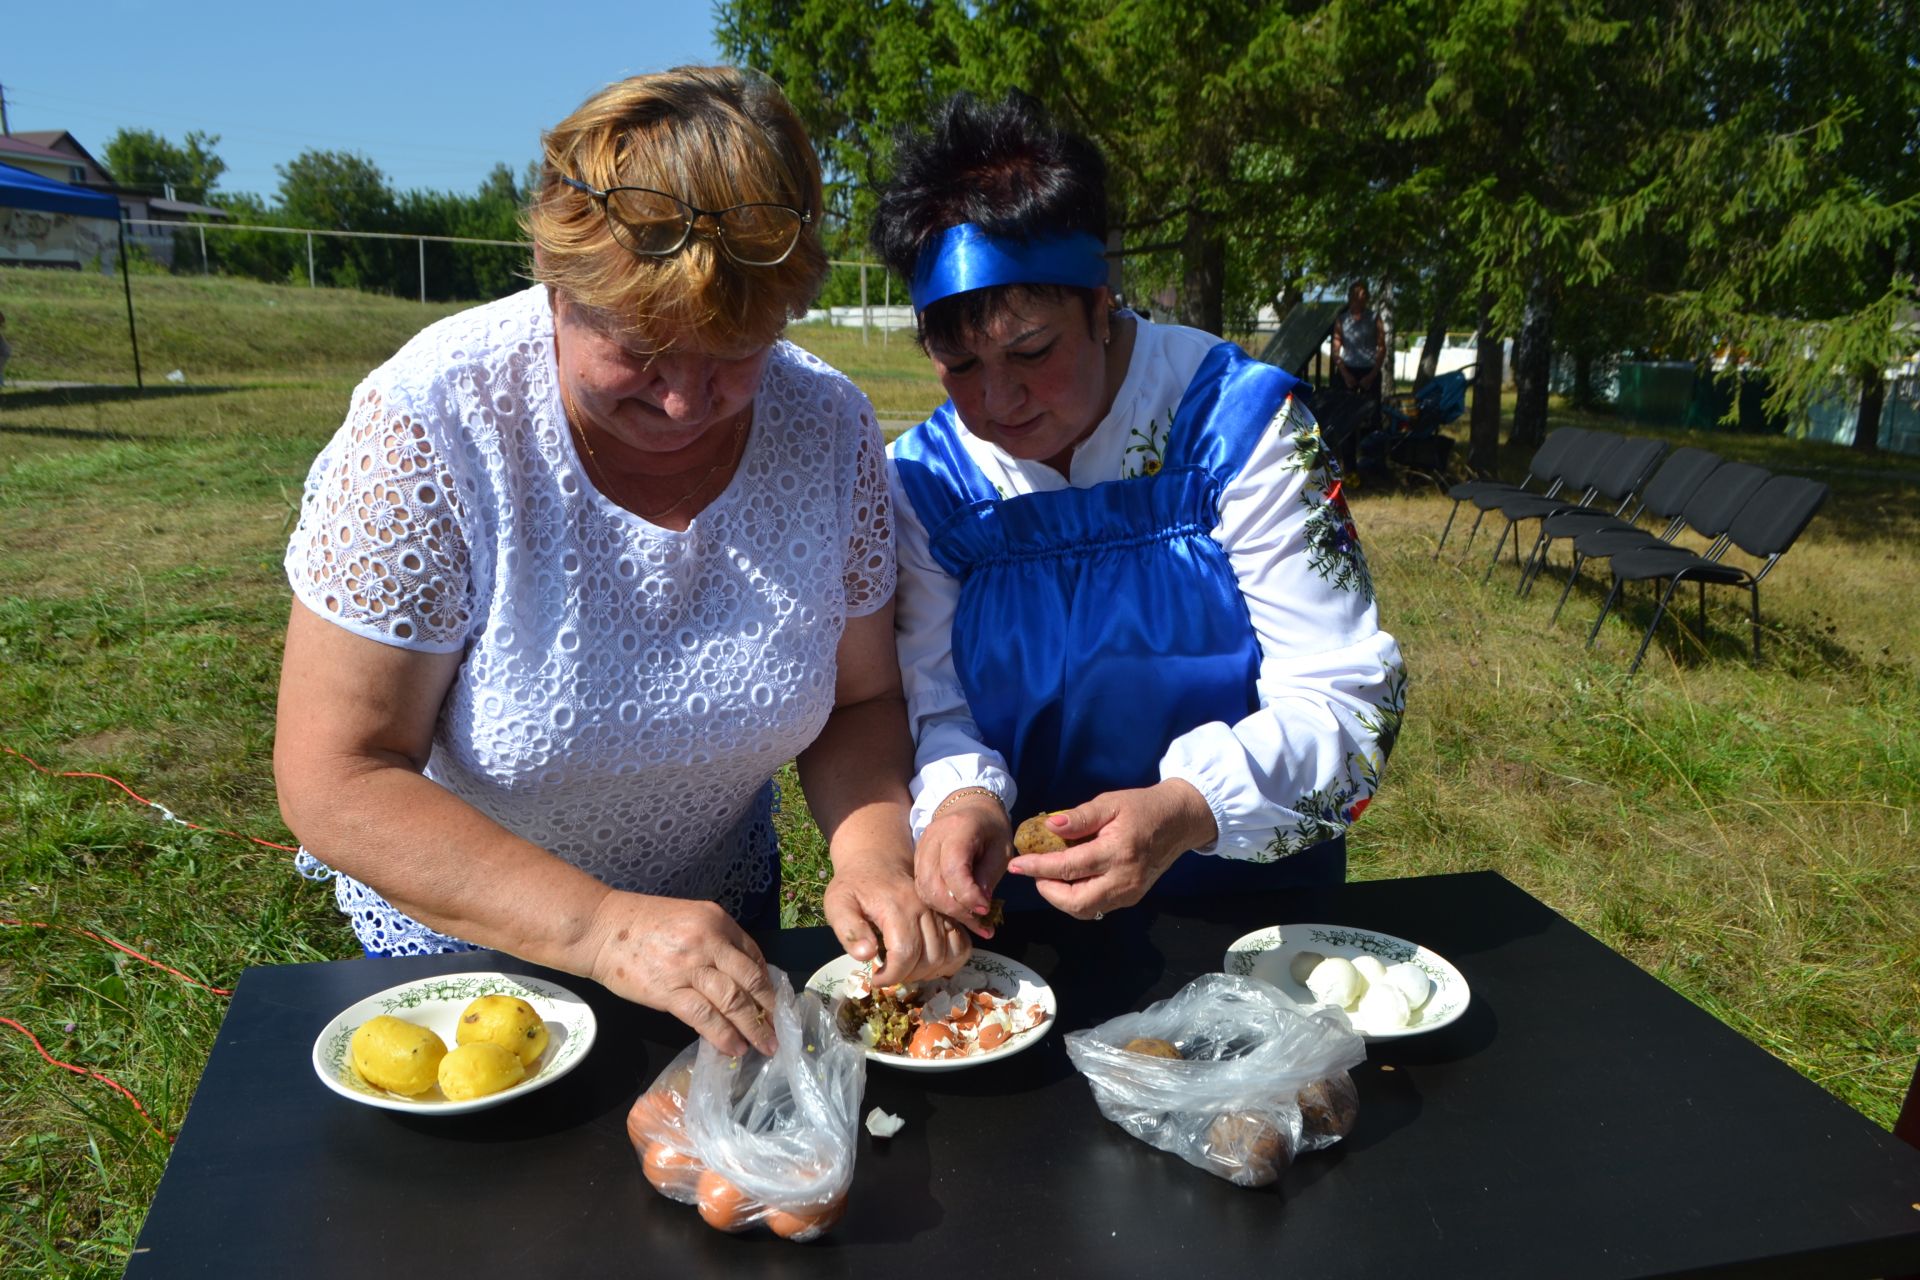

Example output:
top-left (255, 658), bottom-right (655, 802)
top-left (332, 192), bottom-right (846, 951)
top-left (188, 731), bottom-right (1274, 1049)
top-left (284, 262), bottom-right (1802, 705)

top-left (566, 391), bottom-right (749, 522)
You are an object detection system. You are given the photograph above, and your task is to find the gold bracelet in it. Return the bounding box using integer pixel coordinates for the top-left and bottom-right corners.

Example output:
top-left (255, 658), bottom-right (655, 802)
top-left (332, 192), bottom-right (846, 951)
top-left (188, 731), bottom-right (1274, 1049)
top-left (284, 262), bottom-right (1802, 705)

top-left (931, 786), bottom-right (1001, 820)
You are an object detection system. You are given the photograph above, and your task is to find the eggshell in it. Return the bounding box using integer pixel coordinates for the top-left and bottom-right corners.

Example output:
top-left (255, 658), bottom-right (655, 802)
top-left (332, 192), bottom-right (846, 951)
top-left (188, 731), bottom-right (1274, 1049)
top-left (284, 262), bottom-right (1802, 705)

top-left (1305, 956), bottom-right (1365, 1009)
top-left (1384, 961), bottom-right (1434, 1011)
top-left (908, 1022), bottom-right (958, 1058)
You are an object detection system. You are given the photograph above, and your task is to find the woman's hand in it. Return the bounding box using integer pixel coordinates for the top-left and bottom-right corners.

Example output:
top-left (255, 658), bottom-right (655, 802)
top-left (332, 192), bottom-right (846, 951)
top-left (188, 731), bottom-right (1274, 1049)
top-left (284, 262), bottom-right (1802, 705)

top-left (1005, 780), bottom-right (1219, 919)
top-left (915, 791), bottom-right (1013, 939)
top-left (826, 846), bottom-right (973, 985)
top-left (586, 891), bottom-right (780, 1058)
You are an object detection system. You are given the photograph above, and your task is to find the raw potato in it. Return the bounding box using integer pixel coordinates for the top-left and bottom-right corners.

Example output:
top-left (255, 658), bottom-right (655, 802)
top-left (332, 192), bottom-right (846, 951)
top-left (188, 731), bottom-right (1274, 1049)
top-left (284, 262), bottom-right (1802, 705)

top-left (456, 994), bottom-right (550, 1065)
top-left (1013, 812), bottom-right (1087, 855)
top-left (351, 1015), bottom-right (448, 1096)
top-left (438, 1041), bottom-right (526, 1101)
top-left (1203, 1110), bottom-right (1293, 1187)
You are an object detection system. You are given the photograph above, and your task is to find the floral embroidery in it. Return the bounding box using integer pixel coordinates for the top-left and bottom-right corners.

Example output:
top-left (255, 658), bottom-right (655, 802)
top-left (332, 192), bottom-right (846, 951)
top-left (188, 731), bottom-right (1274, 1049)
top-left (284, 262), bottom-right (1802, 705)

top-left (1122, 412), bottom-right (1171, 479)
top-left (1254, 660), bottom-right (1407, 861)
top-left (1285, 414), bottom-right (1375, 603)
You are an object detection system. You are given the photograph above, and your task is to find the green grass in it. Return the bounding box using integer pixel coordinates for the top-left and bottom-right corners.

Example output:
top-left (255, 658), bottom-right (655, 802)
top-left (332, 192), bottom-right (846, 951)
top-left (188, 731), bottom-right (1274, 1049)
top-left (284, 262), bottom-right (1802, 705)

top-left (3, 269), bottom-right (1917, 1277)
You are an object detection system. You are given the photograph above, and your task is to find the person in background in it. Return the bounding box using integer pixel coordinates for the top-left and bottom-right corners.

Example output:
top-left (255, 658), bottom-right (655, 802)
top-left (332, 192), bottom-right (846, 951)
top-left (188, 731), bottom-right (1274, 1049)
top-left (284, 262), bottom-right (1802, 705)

top-left (273, 67), bottom-right (967, 1059)
top-left (871, 93), bottom-right (1406, 932)
top-left (1329, 279), bottom-right (1387, 473)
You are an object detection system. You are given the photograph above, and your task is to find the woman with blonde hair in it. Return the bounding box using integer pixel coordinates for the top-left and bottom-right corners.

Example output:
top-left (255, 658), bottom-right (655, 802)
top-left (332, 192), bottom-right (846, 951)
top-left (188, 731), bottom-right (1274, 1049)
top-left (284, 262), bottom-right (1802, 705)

top-left (274, 68), bottom-right (966, 1058)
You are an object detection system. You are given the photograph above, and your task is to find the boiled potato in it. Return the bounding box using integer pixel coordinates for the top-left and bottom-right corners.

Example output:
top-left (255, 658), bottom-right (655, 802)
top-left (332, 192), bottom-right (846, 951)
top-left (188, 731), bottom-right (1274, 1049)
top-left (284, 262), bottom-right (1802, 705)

top-left (351, 1015), bottom-right (447, 1096)
top-left (456, 994), bottom-right (550, 1066)
top-left (438, 1041), bottom-right (526, 1101)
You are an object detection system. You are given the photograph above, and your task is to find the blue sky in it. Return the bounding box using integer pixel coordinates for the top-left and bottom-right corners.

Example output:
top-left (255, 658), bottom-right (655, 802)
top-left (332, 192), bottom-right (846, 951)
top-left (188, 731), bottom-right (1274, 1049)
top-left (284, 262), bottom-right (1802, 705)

top-left (6, 0), bottom-right (723, 199)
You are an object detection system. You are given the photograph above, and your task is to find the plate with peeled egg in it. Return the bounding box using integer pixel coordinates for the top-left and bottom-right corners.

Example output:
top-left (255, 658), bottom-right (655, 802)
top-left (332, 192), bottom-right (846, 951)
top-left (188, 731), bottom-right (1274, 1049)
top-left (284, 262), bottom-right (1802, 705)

top-left (806, 950), bottom-right (1056, 1071)
top-left (1223, 924), bottom-right (1469, 1040)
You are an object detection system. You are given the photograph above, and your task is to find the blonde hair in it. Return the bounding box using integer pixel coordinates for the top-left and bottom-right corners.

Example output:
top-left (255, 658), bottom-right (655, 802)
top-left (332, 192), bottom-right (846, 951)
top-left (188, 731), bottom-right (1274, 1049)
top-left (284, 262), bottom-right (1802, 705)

top-left (525, 67), bottom-right (827, 351)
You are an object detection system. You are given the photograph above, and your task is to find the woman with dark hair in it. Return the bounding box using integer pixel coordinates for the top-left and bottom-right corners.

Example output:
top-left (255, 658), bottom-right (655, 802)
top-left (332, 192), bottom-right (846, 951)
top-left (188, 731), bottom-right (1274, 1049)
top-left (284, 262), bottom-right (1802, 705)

top-left (875, 93), bottom-right (1407, 930)
top-left (1330, 279), bottom-right (1387, 472)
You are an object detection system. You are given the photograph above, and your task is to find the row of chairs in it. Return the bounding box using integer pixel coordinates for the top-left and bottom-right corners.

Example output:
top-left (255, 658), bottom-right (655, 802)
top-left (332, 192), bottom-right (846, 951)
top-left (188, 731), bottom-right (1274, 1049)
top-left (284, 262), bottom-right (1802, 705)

top-left (1433, 427), bottom-right (1830, 674)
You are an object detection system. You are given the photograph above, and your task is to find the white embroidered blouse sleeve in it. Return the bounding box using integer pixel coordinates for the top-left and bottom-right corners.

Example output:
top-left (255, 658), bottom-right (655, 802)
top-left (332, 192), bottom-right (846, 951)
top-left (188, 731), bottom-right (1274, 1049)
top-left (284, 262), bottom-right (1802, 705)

top-left (839, 392), bottom-right (898, 618)
top-left (284, 382), bottom-right (478, 653)
top-left (1158, 396), bottom-right (1408, 860)
top-left (888, 458), bottom-right (1016, 838)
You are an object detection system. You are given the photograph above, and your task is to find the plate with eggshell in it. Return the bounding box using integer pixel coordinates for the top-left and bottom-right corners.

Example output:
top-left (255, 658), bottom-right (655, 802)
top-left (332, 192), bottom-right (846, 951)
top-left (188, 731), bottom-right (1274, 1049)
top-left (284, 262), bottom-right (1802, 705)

top-left (1222, 924), bottom-right (1469, 1040)
top-left (805, 950), bottom-right (1057, 1071)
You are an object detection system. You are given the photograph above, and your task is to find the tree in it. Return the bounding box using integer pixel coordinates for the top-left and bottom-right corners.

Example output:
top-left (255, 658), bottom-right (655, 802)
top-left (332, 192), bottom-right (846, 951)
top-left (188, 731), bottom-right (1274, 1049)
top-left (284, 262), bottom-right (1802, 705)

top-left (396, 163), bottom-right (531, 302)
top-left (1637, 1), bottom-right (1920, 453)
top-left (102, 128), bottom-right (227, 202)
top-left (276, 150), bottom-right (401, 291)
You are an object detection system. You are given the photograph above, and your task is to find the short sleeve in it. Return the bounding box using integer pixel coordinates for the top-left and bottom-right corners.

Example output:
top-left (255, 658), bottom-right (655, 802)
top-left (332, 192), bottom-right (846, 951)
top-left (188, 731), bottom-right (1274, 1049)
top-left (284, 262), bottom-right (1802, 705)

top-left (841, 395), bottom-right (896, 618)
top-left (284, 383), bottom-right (477, 652)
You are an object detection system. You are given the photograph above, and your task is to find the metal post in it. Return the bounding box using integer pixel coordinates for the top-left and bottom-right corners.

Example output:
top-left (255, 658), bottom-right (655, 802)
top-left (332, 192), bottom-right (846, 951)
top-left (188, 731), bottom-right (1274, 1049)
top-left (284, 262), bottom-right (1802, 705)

top-left (884, 272), bottom-right (890, 347)
top-left (307, 232), bottom-right (316, 287)
top-left (116, 221), bottom-right (143, 389)
top-left (419, 237), bottom-right (427, 304)
top-left (861, 263), bottom-right (870, 346)
top-left (199, 224), bottom-right (208, 275)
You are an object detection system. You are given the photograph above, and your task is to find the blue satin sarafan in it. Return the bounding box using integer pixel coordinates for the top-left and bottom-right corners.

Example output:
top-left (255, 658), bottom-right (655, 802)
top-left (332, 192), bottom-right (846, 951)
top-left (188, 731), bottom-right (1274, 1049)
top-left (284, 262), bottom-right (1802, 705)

top-left (894, 342), bottom-right (1346, 900)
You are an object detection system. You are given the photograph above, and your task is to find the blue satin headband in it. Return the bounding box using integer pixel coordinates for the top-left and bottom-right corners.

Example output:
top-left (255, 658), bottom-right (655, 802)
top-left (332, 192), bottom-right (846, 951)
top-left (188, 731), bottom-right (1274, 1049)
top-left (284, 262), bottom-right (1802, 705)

top-left (908, 224), bottom-right (1109, 311)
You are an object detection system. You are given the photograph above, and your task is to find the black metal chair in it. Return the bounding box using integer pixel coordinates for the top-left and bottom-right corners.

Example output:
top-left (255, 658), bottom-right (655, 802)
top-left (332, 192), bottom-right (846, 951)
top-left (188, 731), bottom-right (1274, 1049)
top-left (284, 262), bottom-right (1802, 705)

top-left (1588, 474), bottom-right (1829, 674)
top-left (1432, 427), bottom-right (1593, 558)
top-left (1525, 446), bottom-right (1724, 611)
top-left (1558, 460), bottom-right (1772, 627)
top-left (1481, 435), bottom-right (1667, 588)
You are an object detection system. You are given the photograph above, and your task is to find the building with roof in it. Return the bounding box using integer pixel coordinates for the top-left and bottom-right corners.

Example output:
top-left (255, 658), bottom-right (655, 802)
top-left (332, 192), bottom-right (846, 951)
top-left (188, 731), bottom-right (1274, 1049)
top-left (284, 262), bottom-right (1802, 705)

top-left (0, 129), bottom-right (226, 269)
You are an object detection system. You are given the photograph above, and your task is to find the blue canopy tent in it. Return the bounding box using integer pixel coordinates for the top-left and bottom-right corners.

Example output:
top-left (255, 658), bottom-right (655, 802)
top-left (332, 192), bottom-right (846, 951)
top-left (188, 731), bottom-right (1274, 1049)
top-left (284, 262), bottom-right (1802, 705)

top-left (0, 160), bottom-right (143, 387)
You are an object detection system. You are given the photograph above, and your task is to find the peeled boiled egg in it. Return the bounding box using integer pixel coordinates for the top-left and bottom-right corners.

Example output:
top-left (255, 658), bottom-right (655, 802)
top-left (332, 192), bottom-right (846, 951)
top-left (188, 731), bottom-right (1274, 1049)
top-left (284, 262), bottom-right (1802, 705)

top-left (1351, 954), bottom-right (1390, 986)
top-left (1354, 981), bottom-right (1413, 1032)
top-left (1384, 961), bottom-right (1433, 1012)
top-left (1288, 949), bottom-right (1326, 984)
top-left (1305, 956), bottom-right (1365, 1009)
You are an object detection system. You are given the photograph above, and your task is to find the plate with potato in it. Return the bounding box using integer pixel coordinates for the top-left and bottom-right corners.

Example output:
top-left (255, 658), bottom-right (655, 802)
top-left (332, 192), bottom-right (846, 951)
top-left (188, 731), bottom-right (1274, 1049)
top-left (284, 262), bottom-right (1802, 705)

top-left (1223, 924), bottom-right (1469, 1040)
top-left (312, 972), bottom-right (596, 1114)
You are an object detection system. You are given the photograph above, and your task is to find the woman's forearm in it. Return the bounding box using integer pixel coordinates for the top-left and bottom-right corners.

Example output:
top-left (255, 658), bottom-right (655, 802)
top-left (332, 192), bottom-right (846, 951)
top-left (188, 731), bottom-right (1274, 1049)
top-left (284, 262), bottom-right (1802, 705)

top-left (278, 755), bottom-right (613, 971)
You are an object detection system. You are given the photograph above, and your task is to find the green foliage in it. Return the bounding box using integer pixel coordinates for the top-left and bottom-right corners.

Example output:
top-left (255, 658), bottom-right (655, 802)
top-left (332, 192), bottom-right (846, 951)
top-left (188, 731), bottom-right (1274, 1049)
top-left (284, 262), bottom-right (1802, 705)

top-left (3, 270), bottom-right (1918, 1275)
top-left (100, 129), bottom-right (227, 204)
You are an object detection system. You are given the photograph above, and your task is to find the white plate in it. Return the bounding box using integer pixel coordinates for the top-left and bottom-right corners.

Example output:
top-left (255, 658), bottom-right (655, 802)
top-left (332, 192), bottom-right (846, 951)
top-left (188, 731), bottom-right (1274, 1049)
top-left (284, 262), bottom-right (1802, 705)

top-left (805, 950), bottom-right (1056, 1072)
top-left (312, 971), bottom-right (597, 1114)
top-left (1222, 923), bottom-right (1470, 1040)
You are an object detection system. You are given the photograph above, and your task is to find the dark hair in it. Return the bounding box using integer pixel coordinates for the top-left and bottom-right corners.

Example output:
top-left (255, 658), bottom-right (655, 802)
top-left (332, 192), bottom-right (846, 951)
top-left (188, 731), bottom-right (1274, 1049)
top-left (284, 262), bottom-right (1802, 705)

top-left (870, 91), bottom-right (1108, 350)
top-left (1348, 279), bottom-right (1369, 300)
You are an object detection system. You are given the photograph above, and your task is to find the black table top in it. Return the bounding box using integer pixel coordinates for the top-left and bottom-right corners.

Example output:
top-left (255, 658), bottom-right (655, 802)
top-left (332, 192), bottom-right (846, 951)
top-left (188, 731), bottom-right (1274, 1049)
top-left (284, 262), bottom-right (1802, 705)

top-left (127, 871), bottom-right (1920, 1278)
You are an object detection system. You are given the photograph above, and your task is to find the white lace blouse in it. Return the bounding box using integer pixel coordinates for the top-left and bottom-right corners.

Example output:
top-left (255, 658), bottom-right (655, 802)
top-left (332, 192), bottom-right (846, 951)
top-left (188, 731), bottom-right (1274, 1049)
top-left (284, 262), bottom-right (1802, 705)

top-left (891, 318), bottom-right (1406, 862)
top-left (285, 285), bottom-right (894, 954)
